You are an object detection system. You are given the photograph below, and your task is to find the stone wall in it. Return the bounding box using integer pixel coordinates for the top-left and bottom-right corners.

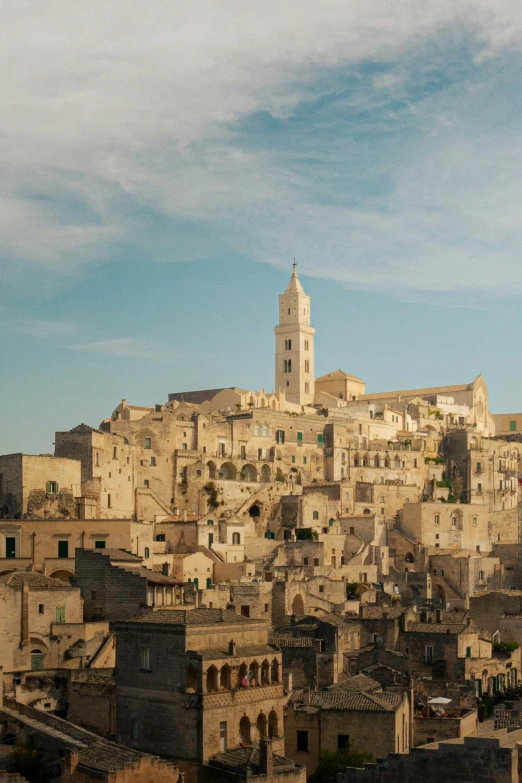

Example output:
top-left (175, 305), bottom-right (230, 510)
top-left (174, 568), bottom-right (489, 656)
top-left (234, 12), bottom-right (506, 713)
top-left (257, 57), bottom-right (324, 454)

top-left (75, 549), bottom-right (148, 621)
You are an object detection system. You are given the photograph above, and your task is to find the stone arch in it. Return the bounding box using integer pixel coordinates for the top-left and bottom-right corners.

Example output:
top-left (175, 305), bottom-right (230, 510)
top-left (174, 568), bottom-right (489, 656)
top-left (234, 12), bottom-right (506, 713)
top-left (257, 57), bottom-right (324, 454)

top-left (249, 503), bottom-right (261, 518)
top-left (256, 712), bottom-right (267, 739)
top-left (363, 454), bottom-right (370, 467)
top-left (220, 664), bottom-right (231, 690)
top-left (239, 715), bottom-right (251, 744)
top-left (394, 455), bottom-right (401, 468)
top-left (405, 552), bottom-right (414, 564)
top-left (206, 665), bottom-right (218, 692)
top-left (374, 455), bottom-right (380, 467)
top-left (384, 455), bottom-right (390, 468)
top-left (186, 665), bottom-right (198, 692)
top-left (250, 661), bottom-right (260, 687)
top-left (353, 453), bottom-right (360, 467)
top-left (261, 659), bottom-right (270, 685)
top-left (292, 594), bottom-right (305, 616)
top-left (206, 461), bottom-right (217, 479)
top-left (268, 710), bottom-right (279, 739)
top-left (363, 508), bottom-right (371, 515)
top-left (48, 569), bottom-right (74, 583)
top-left (238, 662), bottom-right (248, 688)
top-left (242, 464), bottom-right (258, 482)
top-left (261, 464), bottom-right (271, 483)
top-left (271, 659), bottom-right (280, 682)
top-left (221, 462), bottom-right (237, 480)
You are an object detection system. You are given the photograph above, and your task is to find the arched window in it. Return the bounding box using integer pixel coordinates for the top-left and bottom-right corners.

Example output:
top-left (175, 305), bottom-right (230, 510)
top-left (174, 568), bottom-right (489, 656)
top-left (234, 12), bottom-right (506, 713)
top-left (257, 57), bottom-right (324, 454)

top-left (262, 425), bottom-right (269, 437)
top-left (238, 663), bottom-right (248, 688)
top-left (220, 664), bottom-right (231, 690)
top-left (261, 660), bottom-right (270, 685)
top-left (374, 455), bottom-right (380, 467)
top-left (353, 454), bottom-right (360, 467)
top-left (144, 547), bottom-right (150, 559)
top-left (328, 518), bottom-right (334, 526)
top-left (239, 716), bottom-right (251, 744)
top-left (271, 659), bottom-right (280, 682)
top-left (268, 710), bottom-right (278, 739)
top-left (206, 577), bottom-right (212, 588)
top-left (313, 511), bottom-right (319, 520)
top-left (472, 516), bottom-right (478, 527)
top-left (284, 360), bottom-right (288, 373)
top-left (31, 649), bottom-right (44, 671)
top-left (232, 533), bottom-right (241, 545)
top-left (363, 454), bottom-right (369, 467)
top-left (250, 661), bottom-right (260, 687)
top-left (186, 665), bottom-right (198, 692)
top-left (206, 666), bottom-right (218, 692)
top-left (256, 712), bottom-right (267, 739)
top-left (288, 360), bottom-right (292, 372)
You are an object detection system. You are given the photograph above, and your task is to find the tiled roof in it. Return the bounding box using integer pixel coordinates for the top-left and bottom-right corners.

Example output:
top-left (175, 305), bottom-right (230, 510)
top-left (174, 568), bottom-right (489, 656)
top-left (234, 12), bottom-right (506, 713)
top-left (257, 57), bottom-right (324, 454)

top-left (128, 608), bottom-right (260, 626)
top-left (0, 572), bottom-right (75, 590)
top-left (361, 382), bottom-right (472, 401)
top-left (96, 549), bottom-right (143, 562)
top-left (407, 622), bottom-right (468, 634)
top-left (327, 675), bottom-right (381, 694)
top-left (316, 369), bottom-right (365, 383)
top-left (310, 690), bottom-right (401, 712)
top-left (118, 565), bottom-right (182, 585)
top-left (78, 740), bottom-right (146, 772)
top-left (208, 745), bottom-right (297, 772)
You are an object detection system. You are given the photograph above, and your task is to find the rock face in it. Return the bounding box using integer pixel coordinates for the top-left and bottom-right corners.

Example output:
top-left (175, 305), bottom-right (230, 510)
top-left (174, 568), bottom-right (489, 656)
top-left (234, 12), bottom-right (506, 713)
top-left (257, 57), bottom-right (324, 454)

top-left (26, 487), bottom-right (77, 519)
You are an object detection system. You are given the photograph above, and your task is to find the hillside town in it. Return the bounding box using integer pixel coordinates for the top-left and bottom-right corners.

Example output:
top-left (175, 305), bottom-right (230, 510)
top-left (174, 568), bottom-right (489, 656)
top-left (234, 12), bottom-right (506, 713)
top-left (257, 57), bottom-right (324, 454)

top-left (2, 267), bottom-right (522, 782)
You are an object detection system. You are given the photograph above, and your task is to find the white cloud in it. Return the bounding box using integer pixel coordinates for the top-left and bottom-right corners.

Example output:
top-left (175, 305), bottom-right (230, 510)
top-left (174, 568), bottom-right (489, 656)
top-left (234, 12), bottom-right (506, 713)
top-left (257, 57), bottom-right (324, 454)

top-left (1, 1), bottom-right (522, 294)
top-left (69, 338), bottom-right (165, 360)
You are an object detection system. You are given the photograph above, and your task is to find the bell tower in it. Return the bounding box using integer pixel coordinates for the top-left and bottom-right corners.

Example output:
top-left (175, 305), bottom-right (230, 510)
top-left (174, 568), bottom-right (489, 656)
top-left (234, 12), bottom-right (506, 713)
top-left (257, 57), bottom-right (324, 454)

top-left (274, 263), bottom-right (315, 406)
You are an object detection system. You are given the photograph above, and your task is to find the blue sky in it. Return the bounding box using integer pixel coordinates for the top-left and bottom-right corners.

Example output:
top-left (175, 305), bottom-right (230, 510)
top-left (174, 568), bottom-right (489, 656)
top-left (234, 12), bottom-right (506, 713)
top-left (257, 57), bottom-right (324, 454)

top-left (1, 0), bottom-right (522, 453)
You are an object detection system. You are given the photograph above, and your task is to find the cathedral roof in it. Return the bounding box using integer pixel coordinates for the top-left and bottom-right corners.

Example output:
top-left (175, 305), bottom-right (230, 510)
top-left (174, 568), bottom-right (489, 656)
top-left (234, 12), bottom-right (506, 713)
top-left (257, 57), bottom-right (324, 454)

top-left (316, 369), bottom-right (365, 383)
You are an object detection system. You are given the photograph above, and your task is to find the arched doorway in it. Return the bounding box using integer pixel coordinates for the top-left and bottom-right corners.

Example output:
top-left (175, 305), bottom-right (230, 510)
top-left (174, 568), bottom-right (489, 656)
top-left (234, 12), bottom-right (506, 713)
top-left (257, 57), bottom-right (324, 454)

top-left (239, 716), bottom-right (251, 745)
top-left (186, 666), bottom-right (198, 692)
top-left (292, 594), bottom-right (304, 616)
top-left (261, 465), bottom-right (271, 483)
top-left (256, 712), bottom-right (267, 739)
top-left (207, 461), bottom-right (217, 479)
top-left (268, 710), bottom-right (278, 739)
top-left (405, 553), bottom-right (414, 564)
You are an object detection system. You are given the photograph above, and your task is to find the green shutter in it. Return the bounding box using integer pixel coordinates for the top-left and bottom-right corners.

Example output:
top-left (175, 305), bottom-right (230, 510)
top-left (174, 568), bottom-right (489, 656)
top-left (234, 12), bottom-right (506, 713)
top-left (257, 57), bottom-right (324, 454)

top-left (297, 431), bottom-right (303, 442)
top-left (317, 434), bottom-right (323, 444)
top-left (510, 420), bottom-right (517, 431)
top-left (56, 606), bottom-right (65, 623)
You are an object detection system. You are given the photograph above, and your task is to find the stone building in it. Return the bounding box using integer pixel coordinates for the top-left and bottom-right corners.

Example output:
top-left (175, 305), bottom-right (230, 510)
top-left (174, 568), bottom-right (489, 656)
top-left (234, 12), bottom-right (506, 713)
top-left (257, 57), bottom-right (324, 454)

top-left (202, 738), bottom-right (306, 782)
top-left (115, 608), bottom-right (286, 783)
top-left (285, 680), bottom-right (411, 776)
top-left (75, 548), bottom-right (186, 622)
top-left (0, 454), bottom-right (81, 520)
top-left (0, 518), bottom-right (154, 582)
top-left (401, 501), bottom-right (490, 553)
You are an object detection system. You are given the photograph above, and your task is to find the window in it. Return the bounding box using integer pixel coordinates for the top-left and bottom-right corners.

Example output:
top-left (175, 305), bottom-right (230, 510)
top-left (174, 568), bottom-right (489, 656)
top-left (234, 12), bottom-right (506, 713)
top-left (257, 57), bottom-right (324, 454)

top-left (107, 493), bottom-right (112, 508)
top-left (95, 452), bottom-right (100, 466)
top-left (303, 456), bottom-right (307, 465)
top-left (144, 480), bottom-right (150, 488)
top-left (305, 340), bottom-right (309, 351)
top-left (338, 735), bottom-right (350, 750)
top-left (328, 518), bottom-right (334, 527)
top-left (313, 511), bottom-right (319, 520)
top-left (151, 456), bottom-right (156, 466)
top-left (472, 516), bottom-right (478, 527)
top-left (131, 718), bottom-right (139, 741)
top-left (288, 360), bottom-right (292, 372)
top-left (476, 462), bottom-right (482, 473)
top-left (305, 382), bottom-right (309, 394)
top-left (182, 443), bottom-right (188, 451)
top-left (305, 360), bottom-right (310, 373)
top-left (31, 651), bottom-right (44, 671)
top-left (219, 721), bottom-right (227, 752)
top-left (144, 547), bottom-right (150, 558)
top-left (303, 557), bottom-right (309, 565)
top-left (5, 537), bottom-right (15, 558)
top-left (466, 646), bottom-right (471, 658)
top-left (291, 455), bottom-right (296, 463)
top-left (276, 430), bottom-right (285, 445)
top-left (206, 577), bottom-right (212, 588)
top-left (38, 604), bottom-right (44, 614)
top-left (479, 570), bottom-right (484, 581)
top-left (58, 541), bottom-right (69, 559)
top-left (145, 438), bottom-right (151, 449)
top-left (265, 603), bottom-right (269, 612)
top-left (95, 540), bottom-right (106, 549)
top-left (208, 533), bottom-right (214, 547)
top-left (314, 558), bottom-right (319, 566)
top-left (262, 425), bottom-right (269, 437)
top-left (434, 514), bottom-right (440, 526)
top-left (113, 446), bottom-right (118, 459)
top-left (510, 420), bottom-right (517, 432)
top-left (319, 585), bottom-right (324, 593)
top-left (425, 646), bottom-right (433, 663)
top-left (317, 433), bottom-right (323, 444)
top-left (297, 431), bottom-right (303, 444)
top-left (141, 647), bottom-right (151, 671)
top-left (46, 481), bottom-right (59, 495)
top-left (477, 483), bottom-right (482, 493)
top-left (232, 533), bottom-right (241, 545)
top-left (451, 516), bottom-right (457, 527)
top-left (56, 606), bottom-right (65, 623)
top-left (297, 731), bottom-right (309, 752)
top-left (91, 591), bottom-right (96, 600)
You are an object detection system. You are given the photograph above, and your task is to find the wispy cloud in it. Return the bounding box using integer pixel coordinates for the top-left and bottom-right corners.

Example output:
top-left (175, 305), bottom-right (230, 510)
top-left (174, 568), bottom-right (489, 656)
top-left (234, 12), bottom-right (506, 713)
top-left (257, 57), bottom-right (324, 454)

top-left (69, 338), bottom-right (166, 360)
top-left (1, 1), bottom-right (522, 296)
top-left (7, 318), bottom-right (77, 337)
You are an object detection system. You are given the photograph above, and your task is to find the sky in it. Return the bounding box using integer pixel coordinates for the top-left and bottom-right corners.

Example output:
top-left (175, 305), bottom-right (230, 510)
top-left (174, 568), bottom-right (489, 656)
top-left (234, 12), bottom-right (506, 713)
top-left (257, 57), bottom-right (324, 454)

top-left (2, 0), bottom-right (522, 454)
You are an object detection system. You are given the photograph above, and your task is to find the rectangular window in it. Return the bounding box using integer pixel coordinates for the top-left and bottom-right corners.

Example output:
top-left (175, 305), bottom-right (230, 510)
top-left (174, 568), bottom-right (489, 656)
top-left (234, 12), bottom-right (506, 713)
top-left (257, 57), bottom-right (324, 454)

top-left (95, 540), bottom-right (106, 549)
top-left (219, 721), bottom-right (227, 752)
top-left (182, 443), bottom-right (188, 451)
top-left (58, 541), bottom-right (69, 559)
top-left (151, 456), bottom-right (156, 466)
top-left (305, 340), bottom-right (309, 351)
top-left (144, 480), bottom-right (150, 488)
top-left (317, 433), bottom-right (323, 444)
top-left (5, 537), bottom-right (15, 558)
top-left (477, 483), bottom-right (482, 493)
top-left (413, 459), bottom-right (417, 468)
top-left (510, 420), bottom-right (517, 432)
top-left (476, 462), bottom-right (482, 472)
top-left (38, 604), bottom-right (44, 614)
top-left (466, 646), bottom-right (471, 658)
top-left (479, 570), bottom-right (484, 581)
top-left (303, 456), bottom-right (307, 465)
top-left (291, 455), bottom-right (296, 463)
top-left (141, 647), bottom-right (151, 671)
top-left (434, 515), bottom-right (440, 525)
top-left (297, 431), bottom-right (303, 444)
top-left (314, 558), bottom-right (319, 566)
top-left (425, 646), bottom-right (433, 663)
top-left (107, 493), bottom-right (112, 508)
top-left (145, 438), bottom-right (152, 449)
top-left (303, 558), bottom-right (309, 565)
top-left (305, 360), bottom-right (310, 373)
top-left (337, 735), bottom-right (349, 750)
top-left (56, 606), bottom-right (65, 623)
top-left (113, 446), bottom-right (117, 459)
top-left (276, 430), bottom-right (285, 445)
top-left (46, 481), bottom-right (59, 495)
top-left (297, 731), bottom-right (309, 752)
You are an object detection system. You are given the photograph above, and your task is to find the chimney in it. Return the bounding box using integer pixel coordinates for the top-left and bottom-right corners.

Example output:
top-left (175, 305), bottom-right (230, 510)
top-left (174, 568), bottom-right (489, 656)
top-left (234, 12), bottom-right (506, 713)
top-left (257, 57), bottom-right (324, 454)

top-left (228, 640), bottom-right (236, 656)
top-left (436, 609), bottom-right (442, 623)
top-left (259, 738), bottom-right (274, 778)
top-left (162, 562), bottom-right (169, 576)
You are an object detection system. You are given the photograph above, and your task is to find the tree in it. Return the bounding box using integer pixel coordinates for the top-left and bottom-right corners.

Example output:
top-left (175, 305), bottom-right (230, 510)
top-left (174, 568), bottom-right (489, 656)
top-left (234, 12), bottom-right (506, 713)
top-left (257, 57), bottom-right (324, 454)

top-left (6, 735), bottom-right (51, 783)
top-left (309, 746), bottom-right (373, 783)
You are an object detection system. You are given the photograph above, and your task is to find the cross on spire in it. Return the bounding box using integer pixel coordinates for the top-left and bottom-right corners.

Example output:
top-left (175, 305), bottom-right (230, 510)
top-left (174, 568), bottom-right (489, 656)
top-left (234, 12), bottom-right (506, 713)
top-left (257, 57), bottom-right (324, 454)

top-left (292, 258), bottom-right (297, 274)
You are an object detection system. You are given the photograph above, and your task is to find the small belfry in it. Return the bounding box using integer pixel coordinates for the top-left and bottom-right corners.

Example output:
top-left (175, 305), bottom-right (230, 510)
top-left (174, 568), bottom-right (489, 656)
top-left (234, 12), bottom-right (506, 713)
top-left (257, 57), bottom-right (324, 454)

top-left (274, 262), bottom-right (315, 406)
